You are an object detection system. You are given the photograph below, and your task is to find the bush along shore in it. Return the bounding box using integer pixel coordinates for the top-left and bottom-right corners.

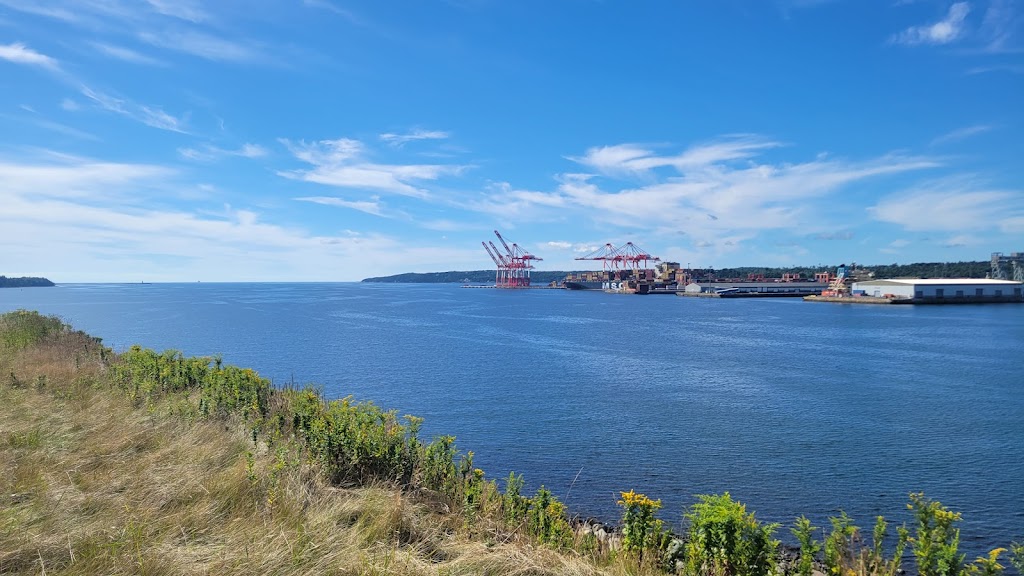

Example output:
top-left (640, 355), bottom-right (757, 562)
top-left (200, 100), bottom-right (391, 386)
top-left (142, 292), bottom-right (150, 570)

top-left (1, 309), bottom-right (1022, 575)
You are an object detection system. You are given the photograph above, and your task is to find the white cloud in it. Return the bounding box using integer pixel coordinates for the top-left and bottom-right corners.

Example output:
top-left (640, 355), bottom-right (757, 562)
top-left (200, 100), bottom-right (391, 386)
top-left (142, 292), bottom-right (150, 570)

top-left (81, 86), bottom-right (188, 133)
top-left (0, 151), bottom-right (483, 281)
top-left (813, 230), bottom-right (855, 240)
top-left (379, 129), bottom-right (450, 147)
top-left (892, 2), bottom-right (971, 45)
top-left (869, 181), bottom-right (1023, 231)
top-left (60, 98), bottom-right (80, 111)
top-left (138, 29), bottom-right (261, 63)
top-left (91, 42), bottom-right (165, 66)
top-left (978, 0), bottom-right (1023, 53)
top-left (568, 136), bottom-right (779, 176)
top-left (0, 154), bottom-right (173, 200)
top-left (943, 234), bottom-right (979, 247)
top-left (178, 143), bottom-right (268, 161)
top-left (966, 64), bottom-right (1024, 74)
top-left (145, 0), bottom-right (208, 22)
top-left (880, 238), bottom-right (912, 254)
top-left (0, 42), bottom-right (59, 70)
top-left (0, 1), bottom-right (78, 23)
top-left (0, 111), bottom-right (100, 141)
top-left (999, 215), bottom-right (1024, 233)
top-left (930, 123), bottom-right (992, 146)
top-left (239, 143), bottom-right (267, 158)
top-left (545, 241), bottom-right (573, 250)
top-left (295, 195), bottom-right (386, 216)
top-left (475, 142), bottom-right (940, 240)
top-left (278, 137), bottom-right (465, 198)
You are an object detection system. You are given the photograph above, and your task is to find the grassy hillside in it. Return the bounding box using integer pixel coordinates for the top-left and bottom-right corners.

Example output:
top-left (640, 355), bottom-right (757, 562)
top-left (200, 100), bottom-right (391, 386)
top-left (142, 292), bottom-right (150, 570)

top-left (0, 311), bottom-right (644, 575)
top-left (1, 311), bottom-right (1020, 576)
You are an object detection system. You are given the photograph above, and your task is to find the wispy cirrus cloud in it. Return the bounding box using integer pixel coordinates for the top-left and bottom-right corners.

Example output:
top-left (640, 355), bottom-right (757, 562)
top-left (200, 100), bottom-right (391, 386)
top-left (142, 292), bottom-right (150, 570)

top-left (869, 178), bottom-right (1024, 232)
top-left (90, 42), bottom-right (166, 66)
top-left (0, 0), bottom-right (206, 26)
top-left (966, 63), bottom-right (1024, 74)
top-left (2, 0), bottom-right (272, 65)
top-left (81, 86), bottom-right (188, 133)
top-left (943, 233), bottom-right (981, 247)
top-left (568, 136), bottom-right (780, 176)
top-left (178, 143), bottom-right (268, 162)
top-left (144, 0), bottom-right (208, 23)
top-left (0, 42), bottom-right (60, 70)
top-left (138, 29), bottom-right (262, 63)
top-left (0, 111), bottom-right (99, 141)
top-left (891, 2), bottom-right (970, 45)
top-left (978, 0), bottom-right (1023, 53)
top-left (813, 230), bottom-right (855, 240)
top-left (930, 123), bottom-right (993, 146)
top-left (379, 128), bottom-right (451, 147)
top-left (295, 195), bottom-right (386, 216)
top-left (0, 1), bottom-right (78, 23)
top-left (880, 238), bottom-right (912, 254)
top-left (278, 137), bottom-right (466, 198)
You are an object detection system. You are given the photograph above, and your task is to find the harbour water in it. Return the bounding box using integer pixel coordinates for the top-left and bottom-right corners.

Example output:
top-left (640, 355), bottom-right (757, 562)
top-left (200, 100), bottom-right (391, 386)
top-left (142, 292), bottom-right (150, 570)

top-left (2, 282), bottom-right (1022, 554)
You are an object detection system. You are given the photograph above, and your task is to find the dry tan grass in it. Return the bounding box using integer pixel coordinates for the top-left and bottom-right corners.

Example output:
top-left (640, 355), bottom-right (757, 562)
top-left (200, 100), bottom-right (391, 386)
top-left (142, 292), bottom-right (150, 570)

top-left (0, 324), bottom-right (659, 576)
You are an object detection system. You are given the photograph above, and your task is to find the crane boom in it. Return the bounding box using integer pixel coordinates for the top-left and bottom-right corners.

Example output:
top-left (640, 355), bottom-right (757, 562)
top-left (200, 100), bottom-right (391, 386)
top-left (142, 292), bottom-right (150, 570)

top-left (482, 242), bottom-right (502, 267)
top-left (494, 230), bottom-right (515, 258)
top-left (489, 241), bottom-right (510, 266)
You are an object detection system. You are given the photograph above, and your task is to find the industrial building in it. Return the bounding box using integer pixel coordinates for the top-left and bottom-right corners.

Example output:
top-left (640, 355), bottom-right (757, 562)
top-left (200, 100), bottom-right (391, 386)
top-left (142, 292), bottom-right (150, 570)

top-left (851, 278), bottom-right (1024, 303)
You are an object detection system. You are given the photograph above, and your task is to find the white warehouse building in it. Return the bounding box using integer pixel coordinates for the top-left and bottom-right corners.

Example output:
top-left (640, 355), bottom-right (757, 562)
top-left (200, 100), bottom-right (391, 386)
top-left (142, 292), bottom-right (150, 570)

top-left (851, 278), bottom-right (1024, 303)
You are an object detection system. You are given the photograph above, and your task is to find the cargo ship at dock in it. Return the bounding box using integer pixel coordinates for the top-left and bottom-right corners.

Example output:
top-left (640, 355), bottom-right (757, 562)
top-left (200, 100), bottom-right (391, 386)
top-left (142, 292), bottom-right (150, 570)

top-left (564, 262), bottom-right (835, 295)
top-left (563, 261), bottom-right (681, 293)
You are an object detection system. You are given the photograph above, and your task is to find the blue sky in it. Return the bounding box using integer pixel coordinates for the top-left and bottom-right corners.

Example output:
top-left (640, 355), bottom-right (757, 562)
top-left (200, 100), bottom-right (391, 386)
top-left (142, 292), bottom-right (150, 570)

top-left (1, 0), bottom-right (1022, 281)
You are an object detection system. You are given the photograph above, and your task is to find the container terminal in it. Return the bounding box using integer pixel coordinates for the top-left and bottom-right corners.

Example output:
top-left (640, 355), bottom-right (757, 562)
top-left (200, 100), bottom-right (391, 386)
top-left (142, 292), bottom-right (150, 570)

top-left (476, 234), bottom-right (1024, 303)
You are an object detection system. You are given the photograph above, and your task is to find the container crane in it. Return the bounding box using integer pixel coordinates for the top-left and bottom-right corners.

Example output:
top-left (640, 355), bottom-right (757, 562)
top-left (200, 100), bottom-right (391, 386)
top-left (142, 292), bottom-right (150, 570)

top-left (482, 242), bottom-right (507, 286)
top-left (480, 230), bottom-right (543, 288)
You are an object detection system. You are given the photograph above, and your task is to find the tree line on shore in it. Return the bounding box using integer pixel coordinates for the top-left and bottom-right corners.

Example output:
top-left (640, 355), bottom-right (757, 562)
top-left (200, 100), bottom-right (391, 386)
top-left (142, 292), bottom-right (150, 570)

top-left (0, 276), bottom-right (55, 288)
top-left (362, 261), bottom-right (993, 284)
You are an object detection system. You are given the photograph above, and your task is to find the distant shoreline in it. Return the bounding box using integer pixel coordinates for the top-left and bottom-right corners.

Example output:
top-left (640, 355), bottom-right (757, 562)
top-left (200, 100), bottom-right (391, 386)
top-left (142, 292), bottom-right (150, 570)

top-left (0, 276), bottom-right (55, 288)
top-left (361, 260), bottom-right (993, 284)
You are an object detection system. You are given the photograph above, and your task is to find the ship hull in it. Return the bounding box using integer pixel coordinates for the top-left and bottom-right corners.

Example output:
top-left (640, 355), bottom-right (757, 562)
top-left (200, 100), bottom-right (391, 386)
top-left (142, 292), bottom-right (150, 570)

top-left (564, 281), bottom-right (631, 291)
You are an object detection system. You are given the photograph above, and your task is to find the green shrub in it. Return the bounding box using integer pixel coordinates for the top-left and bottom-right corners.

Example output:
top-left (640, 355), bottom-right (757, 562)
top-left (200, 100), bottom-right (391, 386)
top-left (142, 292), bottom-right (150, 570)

top-left (791, 515), bottom-right (820, 576)
top-left (1009, 542), bottom-right (1023, 575)
top-left (869, 515), bottom-right (910, 576)
top-left (423, 435), bottom-right (458, 498)
top-left (682, 492), bottom-right (779, 576)
top-left (908, 492), bottom-right (965, 576)
top-left (618, 489), bottom-right (666, 566)
top-left (527, 486), bottom-right (572, 547)
top-left (0, 310), bottom-right (66, 352)
top-left (824, 511), bottom-right (858, 576)
top-left (967, 548), bottom-right (1006, 576)
top-left (300, 395), bottom-right (420, 485)
top-left (502, 471), bottom-right (528, 527)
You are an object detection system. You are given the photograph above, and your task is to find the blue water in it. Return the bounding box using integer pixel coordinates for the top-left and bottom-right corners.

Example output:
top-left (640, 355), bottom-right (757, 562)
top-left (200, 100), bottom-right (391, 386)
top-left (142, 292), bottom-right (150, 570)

top-left (2, 283), bottom-right (1022, 553)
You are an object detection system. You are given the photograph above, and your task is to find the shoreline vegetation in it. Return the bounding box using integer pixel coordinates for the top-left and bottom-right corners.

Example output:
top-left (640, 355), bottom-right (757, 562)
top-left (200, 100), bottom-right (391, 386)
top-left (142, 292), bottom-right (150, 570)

top-left (2, 310), bottom-right (1021, 575)
top-left (361, 261), bottom-right (993, 284)
top-left (0, 276), bottom-right (55, 288)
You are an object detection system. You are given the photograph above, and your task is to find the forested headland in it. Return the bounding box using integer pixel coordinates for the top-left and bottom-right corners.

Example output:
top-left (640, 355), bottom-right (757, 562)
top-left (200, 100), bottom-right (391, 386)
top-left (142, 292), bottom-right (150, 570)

top-left (0, 276), bottom-right (55, 288)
